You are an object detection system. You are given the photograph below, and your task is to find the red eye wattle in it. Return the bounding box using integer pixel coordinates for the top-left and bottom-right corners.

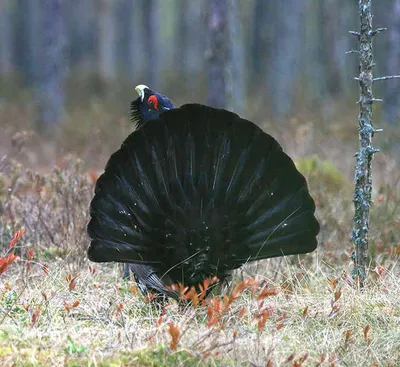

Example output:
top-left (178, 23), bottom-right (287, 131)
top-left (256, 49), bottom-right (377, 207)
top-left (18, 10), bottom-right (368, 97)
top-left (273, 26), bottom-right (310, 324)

top-left (148, 95), bottom-right (159, 110)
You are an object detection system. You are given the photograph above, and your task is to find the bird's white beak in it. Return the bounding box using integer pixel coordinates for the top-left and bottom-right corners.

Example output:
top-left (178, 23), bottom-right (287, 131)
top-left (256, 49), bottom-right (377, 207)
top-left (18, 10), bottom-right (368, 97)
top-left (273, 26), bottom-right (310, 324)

top-left (135, 84), bottom-right (148, 102)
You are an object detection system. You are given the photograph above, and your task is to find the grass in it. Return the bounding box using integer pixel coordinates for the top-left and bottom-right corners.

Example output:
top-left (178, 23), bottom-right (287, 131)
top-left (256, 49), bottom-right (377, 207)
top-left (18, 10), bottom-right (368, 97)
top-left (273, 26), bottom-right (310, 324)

top-left (0, 86), bottom-right (399, 366)
top-left (0, 259), bottom-right (399, 366)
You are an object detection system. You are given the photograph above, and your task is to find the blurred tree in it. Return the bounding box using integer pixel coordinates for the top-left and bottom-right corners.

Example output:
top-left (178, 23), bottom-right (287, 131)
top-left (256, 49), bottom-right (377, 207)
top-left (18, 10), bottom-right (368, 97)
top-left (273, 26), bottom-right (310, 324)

top-left (174, 0), bottom-right (198, 85)
top-left (115, 0), bottom-right (150, 81)
top-left (38, 0), bottom-right (67, 131)
top-left (0, 0), bottom-right (13, 75)
top-left (227, 0), bottom-right (245, 114)
top-left (143, 0), bottom-right (159, 87)
top-left (384, 0), bottom-right (400, 124)
top-left (67, 0), bottom-right (97, 73)
top-left (250, 0), bottom-right (270, 88)
top-left (175, 0), bottom-right (204, 90)
top-left (1, 0), bottom-right (394, 122)
top-left (206, 0), bottom-right (243, 110)
top-left (268, 0), bottom-right (305, 118)
top-left (98, 0), bottom-right (117, 81)
top-left (321, 0), bottom-right (356, 98)
top-left (335, 0), bottom-right (358, 97)
top-left (116, 0), bottom-right (135, 78)
top-left (16, 0), bottom-right (42, 84)
top-left (175, 0), bottom-right (189, 81)
top-left (303, 1), bottom-right (327, 111)
top-left (206, 0), bottom-right (228, 108)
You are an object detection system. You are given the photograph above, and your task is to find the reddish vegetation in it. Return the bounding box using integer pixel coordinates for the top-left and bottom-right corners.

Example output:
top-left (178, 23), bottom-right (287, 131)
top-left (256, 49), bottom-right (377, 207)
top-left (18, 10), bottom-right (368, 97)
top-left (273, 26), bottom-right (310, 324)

top-left (0, 229), bottom-right (25, 275)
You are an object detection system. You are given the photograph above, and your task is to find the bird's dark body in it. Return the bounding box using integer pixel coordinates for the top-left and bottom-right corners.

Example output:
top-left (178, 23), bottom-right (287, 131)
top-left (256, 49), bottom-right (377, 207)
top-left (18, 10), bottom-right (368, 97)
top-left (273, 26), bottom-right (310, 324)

top-left (87, 103), bottom-right (319, 298)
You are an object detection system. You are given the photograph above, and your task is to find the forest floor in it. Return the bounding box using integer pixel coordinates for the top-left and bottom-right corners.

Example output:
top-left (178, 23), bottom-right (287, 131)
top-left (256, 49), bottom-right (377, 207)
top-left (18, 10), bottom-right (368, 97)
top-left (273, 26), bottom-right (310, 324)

top-left (0, 93), bottom-right (399, 366)
top-left (0, 259), bottom-right (399, 366)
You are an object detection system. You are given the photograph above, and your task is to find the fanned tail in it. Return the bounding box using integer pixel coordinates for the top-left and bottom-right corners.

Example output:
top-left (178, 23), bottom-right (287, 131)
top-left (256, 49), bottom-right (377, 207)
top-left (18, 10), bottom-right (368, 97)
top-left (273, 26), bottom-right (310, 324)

top-left (88, 104), bottom-right (319, 291)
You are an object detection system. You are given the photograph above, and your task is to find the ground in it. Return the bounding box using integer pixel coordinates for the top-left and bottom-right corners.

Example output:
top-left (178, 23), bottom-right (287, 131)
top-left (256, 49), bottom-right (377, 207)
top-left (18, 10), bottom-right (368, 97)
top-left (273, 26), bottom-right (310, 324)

top-left (0, 90), bottom-right (399, 366)
top-left (1, 259), bottom-right (399, 366)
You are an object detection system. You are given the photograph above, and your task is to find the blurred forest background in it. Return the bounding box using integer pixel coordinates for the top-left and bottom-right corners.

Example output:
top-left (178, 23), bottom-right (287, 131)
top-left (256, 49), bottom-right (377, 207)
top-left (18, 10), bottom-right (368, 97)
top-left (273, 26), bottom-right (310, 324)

top-left (0, 5), bottom-right (399, 364)
top-left (0, 0), bottom-right (399, 171)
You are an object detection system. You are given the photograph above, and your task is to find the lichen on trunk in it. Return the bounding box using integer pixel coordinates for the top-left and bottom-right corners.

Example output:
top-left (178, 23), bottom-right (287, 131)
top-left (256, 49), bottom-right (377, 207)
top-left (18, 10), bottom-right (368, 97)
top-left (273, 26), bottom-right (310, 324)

top-left (351, 0), bottom-right (380, 288)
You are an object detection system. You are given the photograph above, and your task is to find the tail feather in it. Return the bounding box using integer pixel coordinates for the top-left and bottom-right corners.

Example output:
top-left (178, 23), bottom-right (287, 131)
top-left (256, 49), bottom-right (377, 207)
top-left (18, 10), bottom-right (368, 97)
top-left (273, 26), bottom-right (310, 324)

top-left (225, 149), bottom-right (249, 200)
top-left (87, 104), bottom-right (319, 289)
top-left (245, 186), bottom-right (311, 231)
top-left (126, 264), bottom-right (179, 298)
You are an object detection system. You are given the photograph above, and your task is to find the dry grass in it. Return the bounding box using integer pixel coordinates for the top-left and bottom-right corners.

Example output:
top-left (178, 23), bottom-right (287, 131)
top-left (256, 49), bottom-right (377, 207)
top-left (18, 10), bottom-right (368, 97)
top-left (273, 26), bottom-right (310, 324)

top-left (0, 258), bottom-right (399, 366)
top-left (0, 87), bottom-right (399, 366)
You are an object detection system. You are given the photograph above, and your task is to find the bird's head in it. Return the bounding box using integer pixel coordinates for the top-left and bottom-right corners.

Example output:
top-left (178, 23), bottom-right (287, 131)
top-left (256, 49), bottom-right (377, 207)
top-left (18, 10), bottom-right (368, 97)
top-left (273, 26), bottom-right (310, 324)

top-left (130, 84), bottom-right (174, 128)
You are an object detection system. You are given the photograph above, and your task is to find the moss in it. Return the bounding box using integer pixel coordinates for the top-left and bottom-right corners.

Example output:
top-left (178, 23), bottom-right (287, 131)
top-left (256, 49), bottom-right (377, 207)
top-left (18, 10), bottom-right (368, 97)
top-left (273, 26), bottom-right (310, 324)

top-left (129, 347), bottom-right (219, 366)
top-left (295, 156), bottom-right (348, 192)
top-left (0, 335), bottom-right (227, 367)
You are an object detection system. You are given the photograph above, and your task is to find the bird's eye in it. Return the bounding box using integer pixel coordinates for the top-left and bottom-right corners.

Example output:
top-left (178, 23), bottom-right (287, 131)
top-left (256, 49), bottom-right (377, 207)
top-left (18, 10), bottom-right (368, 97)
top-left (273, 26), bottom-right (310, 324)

top-left (148, 95), bottom-right (158, 110)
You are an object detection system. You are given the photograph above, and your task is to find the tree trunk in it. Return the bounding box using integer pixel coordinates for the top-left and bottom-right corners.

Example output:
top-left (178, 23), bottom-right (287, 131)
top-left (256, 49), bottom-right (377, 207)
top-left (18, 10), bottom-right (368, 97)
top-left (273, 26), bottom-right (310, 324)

top-left (303, 0), bottom-right (327, 111)
top-left (226, 0), bottom-right (245, 114)
top-left (143, 0), bottom-right (159, 87)
top-left (268, 0), bottom-right (305, 118)
top-left (206, 0), bottom-right (229, 109)
top-left (352, 0), bottom-right (379, 288)
top-left (38, 0), bottom-right (67, 132)
top-left (0, 0), bottom-right (13, 75)
top-left (67, 0), bottom-right (96, 73)
top-left (384, 0), bottom-right (400, 124)
top-left (16, 0), bottom-right (42, 84)
top-left (116, 0), bottom-right (135, 78)
top-left (321, 0), bottom-right (356, 98)
top-left (98, 0), bottom-right (117, 81)
top-left (250, 0), bottom-right (269, 89)
top-left (175, 0), bottom-right (190, 83)
top-left (175, 0), bottom-right (206, 93)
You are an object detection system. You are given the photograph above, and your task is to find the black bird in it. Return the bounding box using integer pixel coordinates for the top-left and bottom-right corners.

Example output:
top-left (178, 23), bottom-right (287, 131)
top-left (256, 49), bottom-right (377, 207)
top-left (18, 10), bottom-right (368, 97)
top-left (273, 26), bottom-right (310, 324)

top-left (87, 85), bottom-right (320, 299)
